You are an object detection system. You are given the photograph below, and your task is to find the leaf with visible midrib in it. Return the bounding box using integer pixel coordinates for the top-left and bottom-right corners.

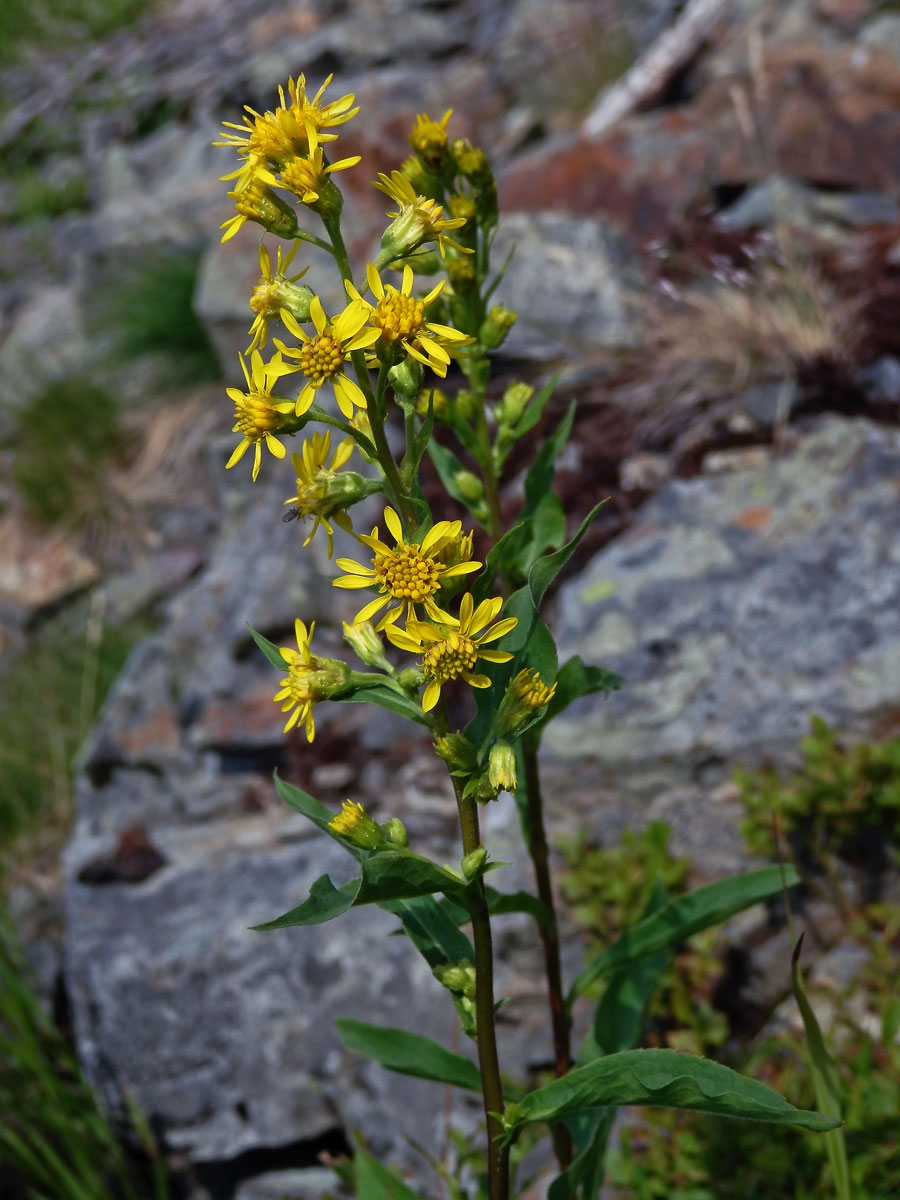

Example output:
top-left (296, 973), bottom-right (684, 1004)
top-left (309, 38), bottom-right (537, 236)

top-left (336, 1018), bottom-right (481, 1092)
top-left (503, 1048), bottom-right (840, 1137)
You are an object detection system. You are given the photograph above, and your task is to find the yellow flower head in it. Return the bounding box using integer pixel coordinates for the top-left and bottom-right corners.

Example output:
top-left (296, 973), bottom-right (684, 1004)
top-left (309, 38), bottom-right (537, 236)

top-left (274, 126), bottom-right (361, 209)
top-left (247, 241), bottom-right (310, 353)
top-left (373, 170), bottom-right (470, 264)
top-left (333, 506), bottom-right (481, 627)
top-left (497, 668), bottom-right (557, 737)
top-left (346, 264), bottom-right (470, 379)
top-left (276, 295), bottom-right (379, 419)
top-left (216, 74), bottom-right (359, 191)
top-left (284, 430), bottom-right (356, 556)
top-left (272, 619), bottom-right (350, 740)
top-left (409, 108), bottom-right (453, 168)
top-left (225, 350), bottom-right (300, 481)
top-left (328, 799), bottom-right (386, 849)
top-left (219, 175), bottom-right (299, 243)
top-left (384, 593), bottom-right (517, 712)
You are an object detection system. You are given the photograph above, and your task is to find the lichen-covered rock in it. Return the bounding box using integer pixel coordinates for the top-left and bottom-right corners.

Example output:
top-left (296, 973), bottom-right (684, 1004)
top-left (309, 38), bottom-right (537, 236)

top-left (545, 417), bottom-right (900, 801)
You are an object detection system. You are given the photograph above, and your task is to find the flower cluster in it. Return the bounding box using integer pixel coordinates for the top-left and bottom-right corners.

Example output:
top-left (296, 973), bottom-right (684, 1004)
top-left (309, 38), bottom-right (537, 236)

top-left (216, 79), bottom-right (544, 792)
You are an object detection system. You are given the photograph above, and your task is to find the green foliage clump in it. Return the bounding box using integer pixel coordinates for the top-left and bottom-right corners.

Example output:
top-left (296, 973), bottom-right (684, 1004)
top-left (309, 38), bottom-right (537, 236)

top-left (97, 245), bottom-right (220, 384)
top-left (0, 0), bottom-right (155, 62)
top-left (12, 376), bottom-right (123, 530)
top-left (559, 823), bottom-right (729, 1056)
top-left (0, 914), bottom-right (169, 1199)
top-left (738, 716), bottom-right (900, 880)
top-left (11, 166), bottom-right (90, 222)
top-left (0, 604), bottom-right (145, 861)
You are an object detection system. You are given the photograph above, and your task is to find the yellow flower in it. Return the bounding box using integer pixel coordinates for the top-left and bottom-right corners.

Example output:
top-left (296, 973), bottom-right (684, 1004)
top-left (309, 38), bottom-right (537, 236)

top-left (272, 619), bottom-right (350, 740)
top-left (272, 619), bottom-right (319, 740)
top-left (247, 241), bottom-right (310, 353)
top-left (409, 108), bottom-right (453, 168)
top-left (225, 350), bottom-right (300, 481)
top-left (277, 296), bottom-right (379, 419)
top-left (216, 74), bottom-right (359, 192)
top-left (333, 506), bottom-right (481, 627)
top-left (219, 175), bottom-right (298, 243)
top-left (384, 592), bottom-right (517, 712)
top-left (274, 127), bottom-right (360, 207)
top-left (373, 170), bottom-right (470, 264)
top-left (328, 799), bottom-right (384, 848)
top-left (346, 264), bottom-right (470, 379)
top-left (284, 430), bottom-right (357, 555)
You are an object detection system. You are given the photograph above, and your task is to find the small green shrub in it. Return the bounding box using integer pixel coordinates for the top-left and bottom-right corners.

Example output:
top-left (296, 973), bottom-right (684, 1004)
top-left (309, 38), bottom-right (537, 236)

top-left (12, 377), bottom-right (123, 529)
top-left (97, 245), bottom-right (220, 384)
top-left (0, 603), bottom-right (146, 860)
top-left (0, 912), bottom-right (169, 1199)
top-left (738, 716), bottom-right (900, 889)
top-left (0, 0), bottom-right (155, 62)
top-left (11, 166), bottom-right (90, 222)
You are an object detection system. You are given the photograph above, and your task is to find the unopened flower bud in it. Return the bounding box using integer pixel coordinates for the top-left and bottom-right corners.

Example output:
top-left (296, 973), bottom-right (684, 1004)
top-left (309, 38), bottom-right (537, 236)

top-left (488, 742), bottom-right (517, 794)
top-left (343, 620), bottom-right (393, 671)
top-left (461, 846), bottom-right (488, 880)
top-left (434, 963), bottom-right (477, 999)
top-left (381, 817), bottom-right (409, 848)
top-left (454, 389), bottom-right (478, 423)
top-left (416, 387), bottom-right (451, 420)
top-left (388, 354), bottom-right (425, 401)
top-left (496, 382), bottom-right (533, 428)
top-left (229, 179), bottom-right (298, 240)
top-left (399, 666), bottom-right (425, 692)
top-left (328, 799), bottom-right (385, 850)
top-left (479, 304), bottom-right (517, 350)
top-left (274, 283), bottom-right (316, 324)
top-left (434, 732), bottom-right (477, 775)
top-left (451, 139), bottom-right (493, 188)
top-left (453, 470), bottom-right (484, 505)
top-left (497, 668), bottom-right (557, 736)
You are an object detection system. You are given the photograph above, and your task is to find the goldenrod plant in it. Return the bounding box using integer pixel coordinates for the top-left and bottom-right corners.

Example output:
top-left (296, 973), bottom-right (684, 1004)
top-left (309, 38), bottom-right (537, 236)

top-left (214, 76), bottom-right (839, 1199)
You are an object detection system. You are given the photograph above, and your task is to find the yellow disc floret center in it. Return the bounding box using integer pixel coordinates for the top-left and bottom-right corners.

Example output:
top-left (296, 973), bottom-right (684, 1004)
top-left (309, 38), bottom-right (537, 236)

top-left (285, 661), bottom-right (315, 702)
top-left (235, 393), bottom-right (280, 438)
top-left (374, 547), bottom-right (441, 601)
top-left (374, 292), bottom-right (426, 343)
top-left (299, 333), bottom-right (343, 384)
top-left (424, 632), bottom-right (478, 683)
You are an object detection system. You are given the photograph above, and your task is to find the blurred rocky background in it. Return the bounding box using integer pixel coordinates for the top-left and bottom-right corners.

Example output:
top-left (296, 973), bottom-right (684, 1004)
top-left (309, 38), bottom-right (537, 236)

top-left (1, 0), bottom-right (899, 1197)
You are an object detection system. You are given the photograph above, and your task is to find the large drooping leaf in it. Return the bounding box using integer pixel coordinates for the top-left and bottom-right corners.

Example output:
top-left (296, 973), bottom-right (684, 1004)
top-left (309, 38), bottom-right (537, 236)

top-left (253, 852), bottom-right (470, 930)
top-left (336, 1018), bottom-right (481, 1092)
top-left (570, 865), bottom-right (800, 1000)
top-left (502, 1049), bottom-right (839, 1137)
top-left (353, 1150), bottom-right (423, 1200)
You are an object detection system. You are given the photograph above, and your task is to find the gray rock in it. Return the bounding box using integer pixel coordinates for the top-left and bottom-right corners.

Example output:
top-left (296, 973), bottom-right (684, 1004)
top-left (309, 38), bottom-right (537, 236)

top-left (860, 14), bottom-right (900, 68)
top-left (734, 379), bottom-right (799, 430)
top-left (490, 212), bottom-right (643, 359)
top-left (716, 175), bottom-right (900, 233)
top-left (545, 417), bottom-right (900, 798)
top-left (234, 1168), bottom-right (345, 1200)
top-left (0, 285), bottom-right (92, 427)
top-left (859, 355), bottom-right (900, 407)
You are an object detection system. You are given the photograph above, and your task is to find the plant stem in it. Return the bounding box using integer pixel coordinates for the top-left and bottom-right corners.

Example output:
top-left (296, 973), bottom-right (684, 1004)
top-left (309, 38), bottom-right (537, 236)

top-left (434, 705), bottom-right (510, 1200)
top-left (522, 738), bottom-right (573, 1169)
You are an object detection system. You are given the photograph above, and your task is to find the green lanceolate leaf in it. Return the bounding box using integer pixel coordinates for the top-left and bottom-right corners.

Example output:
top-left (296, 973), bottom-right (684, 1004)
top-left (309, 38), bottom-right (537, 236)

top-left (472, 519), bottom-right (534, 602)
top-left (382, 896), bottom-right (474, 967)
top-left (503, 1049), bottom-right (840, 1138)
top-left (252, 872), bottom-right (360, 929)
top-left (253, 852), bottom-right (472, 930)
top-left (792, 935), bottom-right (851, 1200)
top-left (529, 500), bottom-right (607, 611)
top-left (511, 374), bottom-right (559, 440)
top-left (540, 655), bottom-right (624, 728)
top-left (427, 440), bottom-right (481, 516)
top-left (353, 1151), bottom-right (423, 1200)
top-left (523, 402), bottom-right (575, 518)
top-left (333, 680), bottom-right (429, 726)
top-left (274, 774), bottom-right (347, 843)
top-left (570, 865), bottom-right (800, 1001)
top-left (247, 624), bottom-right (288, 671)
top-left (336, 1018), bottom-right (481, 1092)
